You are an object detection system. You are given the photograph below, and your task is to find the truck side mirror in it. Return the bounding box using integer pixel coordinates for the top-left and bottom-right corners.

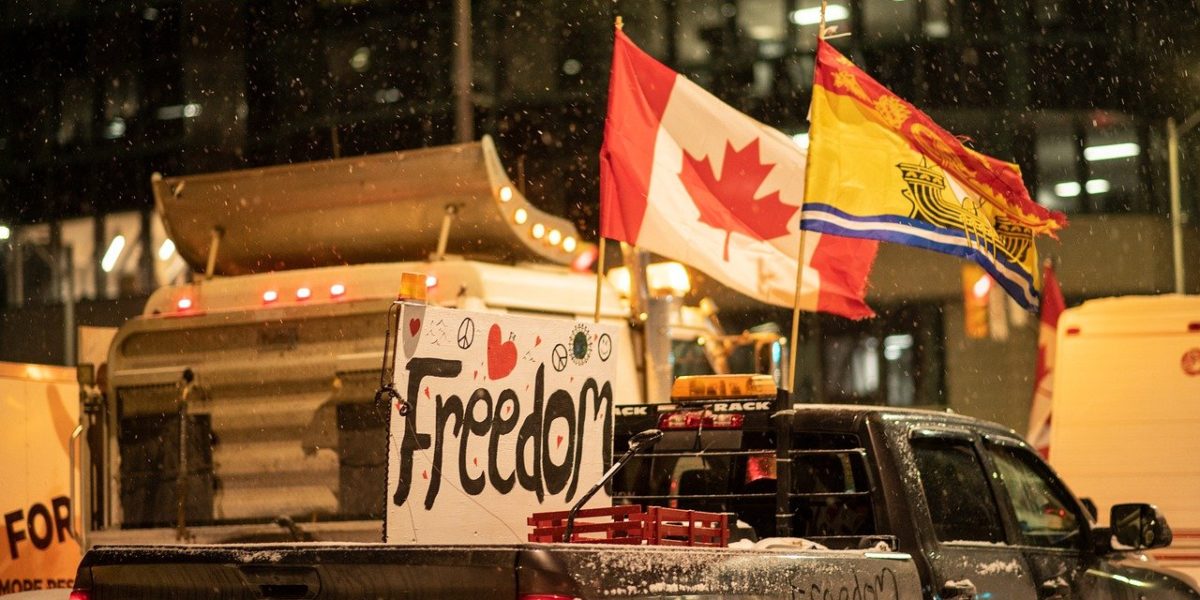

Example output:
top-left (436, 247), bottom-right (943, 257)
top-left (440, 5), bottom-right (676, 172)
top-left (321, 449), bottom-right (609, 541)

top-left (1112, 503), bottom-right (1173, 550)
top-left (1080, 497), bottom-right (1098, 522)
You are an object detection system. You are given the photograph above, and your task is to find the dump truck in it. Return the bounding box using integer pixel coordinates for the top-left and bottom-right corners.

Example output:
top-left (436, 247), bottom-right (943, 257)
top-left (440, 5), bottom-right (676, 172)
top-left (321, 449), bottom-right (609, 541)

top-left (75, 137), bottom-right (779, 550)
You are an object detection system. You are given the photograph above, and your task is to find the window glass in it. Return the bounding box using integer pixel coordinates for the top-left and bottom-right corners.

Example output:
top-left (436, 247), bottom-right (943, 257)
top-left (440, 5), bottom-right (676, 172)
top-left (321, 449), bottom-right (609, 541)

top-left (987, 442), bottom-right (1082, 549)
top-left (821, 305), bottom-right (944, 407)
top-left (612, 432), bottom-right (876, 540)
top-left (1034, 113), bottom-right (1079, 212)
top-left (861, 0), bottom-right (920, 42)
top-left (910, 437), bottom-right (1005, 543)
top-left (670, 339), bottom-right (716, 378)
top-left (1082, 117), bottom-right (1143, 213)
top-left (1034, 111), bottom-right (1146, 214)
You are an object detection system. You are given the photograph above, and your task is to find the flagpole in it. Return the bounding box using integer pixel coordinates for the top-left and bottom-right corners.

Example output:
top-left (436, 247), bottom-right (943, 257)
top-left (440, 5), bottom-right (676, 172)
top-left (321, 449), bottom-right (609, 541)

top-left (593, 237), bottom-right (606, 323)
top-left (594, 15), bottom-right (622, 325)
top-left (787, 228), bottom-right (810, 394)
top-left (786, 3), bottom-right (828, 395)
top-left (818, 0), bottom-right (827, 38)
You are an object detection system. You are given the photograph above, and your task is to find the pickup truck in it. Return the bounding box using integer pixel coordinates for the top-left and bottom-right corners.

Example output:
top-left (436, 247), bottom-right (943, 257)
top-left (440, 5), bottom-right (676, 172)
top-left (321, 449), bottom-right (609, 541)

top-left (69, 380), bottom-right (1198, 599)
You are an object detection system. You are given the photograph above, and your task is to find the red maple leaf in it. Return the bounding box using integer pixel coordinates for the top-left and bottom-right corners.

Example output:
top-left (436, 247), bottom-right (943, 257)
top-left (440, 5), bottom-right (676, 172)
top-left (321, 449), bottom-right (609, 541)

top-left (678, 138), bottom-right (797, 261)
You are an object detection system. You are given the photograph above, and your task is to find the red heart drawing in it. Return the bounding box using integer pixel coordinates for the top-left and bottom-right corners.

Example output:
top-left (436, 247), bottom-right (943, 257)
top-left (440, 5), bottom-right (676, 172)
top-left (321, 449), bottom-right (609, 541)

top-left (408, 318), bottom-right (421, 336)
top-left (422, 470), bottom-right (428, 480)
top-left (473, 457), bottom-right (479, 467)
top-left (556, 435), bottom-right (564, 448)
top-left (423, 387), bottom-right (430, 399)
top-left (487, 324), bottom-right (518, 380)
top-left (535, 336), bottom-right (542, 347)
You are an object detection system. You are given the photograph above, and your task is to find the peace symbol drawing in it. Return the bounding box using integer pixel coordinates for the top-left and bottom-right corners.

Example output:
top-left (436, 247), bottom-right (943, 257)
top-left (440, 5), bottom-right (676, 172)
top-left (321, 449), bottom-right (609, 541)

top-left (551, 344), bottom-right (569, 372)
top-left (457, 318), bottom-right (475, 350)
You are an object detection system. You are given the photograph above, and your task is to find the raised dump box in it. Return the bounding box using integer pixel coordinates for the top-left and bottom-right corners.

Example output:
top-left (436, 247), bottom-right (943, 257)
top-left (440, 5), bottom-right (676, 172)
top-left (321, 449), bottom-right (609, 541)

top-left (152, 135), bottom-right (590, 275)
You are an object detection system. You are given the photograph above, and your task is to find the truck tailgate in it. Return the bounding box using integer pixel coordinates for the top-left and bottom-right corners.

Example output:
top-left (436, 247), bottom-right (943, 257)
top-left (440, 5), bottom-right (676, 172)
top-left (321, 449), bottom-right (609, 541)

top-left (518, 544), bottom-right (923, 598)
top-left (75, 544), bottom-right (518, 599)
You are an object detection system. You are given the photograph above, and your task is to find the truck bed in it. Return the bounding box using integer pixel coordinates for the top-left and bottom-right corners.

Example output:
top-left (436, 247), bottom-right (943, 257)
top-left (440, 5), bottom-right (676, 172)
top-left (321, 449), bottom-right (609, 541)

top-left (74, 542), bottom-right (923, 599)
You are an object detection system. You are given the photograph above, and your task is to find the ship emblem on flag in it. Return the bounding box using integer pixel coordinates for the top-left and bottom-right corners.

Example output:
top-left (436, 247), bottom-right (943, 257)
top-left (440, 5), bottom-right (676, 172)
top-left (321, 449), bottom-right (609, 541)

top-left (896, 160), bottom-right (1034, 267)
top-left (802, 39), bottom-right (1065, 310)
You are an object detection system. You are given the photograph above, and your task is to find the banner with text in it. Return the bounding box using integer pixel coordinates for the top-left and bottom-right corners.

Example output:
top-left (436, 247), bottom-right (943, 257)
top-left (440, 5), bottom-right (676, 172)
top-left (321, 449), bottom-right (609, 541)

top-left (384, 304), bottom-right (617, 544)
top-left (1, 363), bottom-right (81, 596)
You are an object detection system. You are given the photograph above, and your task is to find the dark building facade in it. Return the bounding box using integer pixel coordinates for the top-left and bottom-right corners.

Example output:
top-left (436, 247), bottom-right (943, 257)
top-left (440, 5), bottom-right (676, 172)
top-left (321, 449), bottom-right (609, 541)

top-left (2, 0), bottom-right (1198, 430)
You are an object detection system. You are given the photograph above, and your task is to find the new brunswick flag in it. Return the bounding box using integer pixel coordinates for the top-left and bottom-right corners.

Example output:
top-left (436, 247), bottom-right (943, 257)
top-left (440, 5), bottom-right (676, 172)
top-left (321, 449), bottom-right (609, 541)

top-left (802, 39), bottom-right (1066, 310)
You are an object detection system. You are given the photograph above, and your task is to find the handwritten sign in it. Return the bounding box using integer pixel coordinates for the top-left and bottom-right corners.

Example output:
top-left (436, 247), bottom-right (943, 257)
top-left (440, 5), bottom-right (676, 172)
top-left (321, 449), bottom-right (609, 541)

top-left (384, 304), bottom-right (617, 544)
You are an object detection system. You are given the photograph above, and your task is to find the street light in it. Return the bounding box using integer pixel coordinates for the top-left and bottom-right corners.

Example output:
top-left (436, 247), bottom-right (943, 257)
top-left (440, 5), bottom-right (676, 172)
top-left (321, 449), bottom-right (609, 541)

top-left (1168, 111), bottom-right (1200, 294)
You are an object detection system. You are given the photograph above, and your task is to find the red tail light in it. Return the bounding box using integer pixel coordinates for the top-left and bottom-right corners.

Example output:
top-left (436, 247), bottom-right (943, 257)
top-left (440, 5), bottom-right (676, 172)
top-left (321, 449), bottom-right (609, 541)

top-left (657, 410), bottom-right (744, 430)
top-left (69, 591), bottom-right (91, 600)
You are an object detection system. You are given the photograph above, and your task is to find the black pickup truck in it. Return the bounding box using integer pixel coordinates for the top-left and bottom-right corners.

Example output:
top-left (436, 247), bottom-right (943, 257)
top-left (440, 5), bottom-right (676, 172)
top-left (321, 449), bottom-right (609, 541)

top-left (71, 396), bottom-right (1197, 599)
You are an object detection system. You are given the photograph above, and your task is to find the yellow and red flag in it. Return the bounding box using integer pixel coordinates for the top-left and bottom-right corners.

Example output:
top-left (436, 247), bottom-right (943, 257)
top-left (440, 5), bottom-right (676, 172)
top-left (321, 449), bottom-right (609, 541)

top-left (802, 39), bottom-right (1066, 310)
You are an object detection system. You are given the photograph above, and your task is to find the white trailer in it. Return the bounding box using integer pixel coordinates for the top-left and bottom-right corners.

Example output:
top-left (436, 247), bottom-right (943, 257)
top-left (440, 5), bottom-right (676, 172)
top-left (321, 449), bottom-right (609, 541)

top-left (1049, 294), bottom-right (1200, 581)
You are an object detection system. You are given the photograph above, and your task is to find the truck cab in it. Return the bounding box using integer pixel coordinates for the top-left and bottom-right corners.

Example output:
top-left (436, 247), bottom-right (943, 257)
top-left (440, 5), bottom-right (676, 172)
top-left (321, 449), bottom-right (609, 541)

top-left (613, 375), bottom-right (1199, 599)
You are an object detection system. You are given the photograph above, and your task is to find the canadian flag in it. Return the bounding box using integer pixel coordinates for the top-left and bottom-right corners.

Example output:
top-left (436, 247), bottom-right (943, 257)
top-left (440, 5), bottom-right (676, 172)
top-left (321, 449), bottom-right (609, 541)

top-left (599, 30), bottom-right (877, 318)
top-left (1027, 264), bottom-right (1065, 459)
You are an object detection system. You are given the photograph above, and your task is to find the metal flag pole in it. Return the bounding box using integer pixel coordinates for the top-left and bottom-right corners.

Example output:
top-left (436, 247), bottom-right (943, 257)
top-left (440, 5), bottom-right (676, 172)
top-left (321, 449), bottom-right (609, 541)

top-left (594, 15), bottom-right (623, 324)
top-left (1167, 111), bottom-right (1200, 294)
top-left (594, 237), bottom-right (606, 323)
top-left (787, 1), bottom-right (829, 394)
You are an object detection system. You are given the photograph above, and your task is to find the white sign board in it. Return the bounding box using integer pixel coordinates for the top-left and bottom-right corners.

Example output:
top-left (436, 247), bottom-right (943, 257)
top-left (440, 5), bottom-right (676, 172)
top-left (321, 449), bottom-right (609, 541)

top-left (384, 303), bottom-right (617, 544)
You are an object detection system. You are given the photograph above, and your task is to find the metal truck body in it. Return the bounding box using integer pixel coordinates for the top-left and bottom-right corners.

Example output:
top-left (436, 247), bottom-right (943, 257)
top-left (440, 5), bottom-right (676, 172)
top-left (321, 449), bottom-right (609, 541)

top-left (78, 138), bottom-right (761, 550)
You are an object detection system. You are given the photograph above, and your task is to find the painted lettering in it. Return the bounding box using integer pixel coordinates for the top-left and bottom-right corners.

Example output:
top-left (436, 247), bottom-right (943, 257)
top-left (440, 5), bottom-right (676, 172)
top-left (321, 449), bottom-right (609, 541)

top-left (393, 362), bottom-right (612, 509)
top-left (392, 358), bottom-right (460, 508)
top-left (790, 567), bottom-right (900, 600)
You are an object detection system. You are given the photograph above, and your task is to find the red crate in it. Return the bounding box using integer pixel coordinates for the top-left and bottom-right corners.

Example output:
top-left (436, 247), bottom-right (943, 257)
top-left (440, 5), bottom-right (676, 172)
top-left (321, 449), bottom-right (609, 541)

top-left (527, 505), bottom-right (728, 547)
top-left (643, 507), bottom-right (729, 548)
top-left (527, 505), bottom-right (646, 544)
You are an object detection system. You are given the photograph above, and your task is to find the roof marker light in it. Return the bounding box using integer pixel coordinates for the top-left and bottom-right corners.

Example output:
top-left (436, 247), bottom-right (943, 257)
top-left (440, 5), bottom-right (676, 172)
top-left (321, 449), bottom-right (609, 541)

top-left (532, 223), bottom-right (546, 239)
top-left (263, 290), bottom-right (279, 303)
top-left (296, 287), bottom-right (312, 300)
top-left (177, 297), bottom-right (193, 311)
top-left (563, 236), bottom-right (577, 252)
top-left (514, 208), bottom-right (528, 225)
top-left (499, 186), bottom-right (514, 202)
top-left (547, 229), bottom-right (562, 246)
top-left (330, 283), bottom-right (346, 297)
top-left (571, 245), bottom-right (598, 273)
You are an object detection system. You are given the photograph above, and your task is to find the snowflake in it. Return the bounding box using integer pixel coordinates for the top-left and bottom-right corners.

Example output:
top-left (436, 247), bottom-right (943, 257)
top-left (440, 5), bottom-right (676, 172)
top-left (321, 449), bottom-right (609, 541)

top-left (874, 95), bottom-right (912, 130)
